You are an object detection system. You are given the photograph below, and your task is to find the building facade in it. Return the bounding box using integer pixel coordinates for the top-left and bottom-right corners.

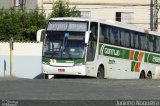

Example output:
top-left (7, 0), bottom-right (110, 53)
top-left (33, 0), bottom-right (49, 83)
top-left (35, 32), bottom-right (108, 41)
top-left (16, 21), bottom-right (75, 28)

top-left (42, 0), bottom-right (159, 31)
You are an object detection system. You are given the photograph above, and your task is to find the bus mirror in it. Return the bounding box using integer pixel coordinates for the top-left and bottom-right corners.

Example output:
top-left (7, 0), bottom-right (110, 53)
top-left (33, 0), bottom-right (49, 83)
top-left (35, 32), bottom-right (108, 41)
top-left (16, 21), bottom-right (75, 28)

top-left (85, 31), bottom-right (90, 44)
top-left (37, 29), bottom-right (45, 42)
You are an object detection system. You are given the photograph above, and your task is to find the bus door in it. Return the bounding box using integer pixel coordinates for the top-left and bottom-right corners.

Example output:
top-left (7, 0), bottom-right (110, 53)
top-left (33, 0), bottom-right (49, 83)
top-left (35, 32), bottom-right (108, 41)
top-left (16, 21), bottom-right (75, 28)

top-left (86, 22), bottom-right (98, 76)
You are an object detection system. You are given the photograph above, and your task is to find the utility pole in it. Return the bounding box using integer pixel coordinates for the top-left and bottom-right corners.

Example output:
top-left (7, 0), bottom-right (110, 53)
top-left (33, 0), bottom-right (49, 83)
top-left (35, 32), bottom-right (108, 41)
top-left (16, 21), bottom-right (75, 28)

top-left (10, 37), bottom-right (14, 77)
top-left (19, 0), bottom-right (26, 10)
top-left (150, 0), bottom-right (160, 31)
top-left (150, 0), bottom-right (154, 31)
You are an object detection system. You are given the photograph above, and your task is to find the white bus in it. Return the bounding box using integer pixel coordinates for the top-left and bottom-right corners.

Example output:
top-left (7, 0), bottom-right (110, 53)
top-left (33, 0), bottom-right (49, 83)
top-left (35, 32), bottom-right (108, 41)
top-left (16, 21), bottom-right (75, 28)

top-left (37, 17), bottom-right (160, 79)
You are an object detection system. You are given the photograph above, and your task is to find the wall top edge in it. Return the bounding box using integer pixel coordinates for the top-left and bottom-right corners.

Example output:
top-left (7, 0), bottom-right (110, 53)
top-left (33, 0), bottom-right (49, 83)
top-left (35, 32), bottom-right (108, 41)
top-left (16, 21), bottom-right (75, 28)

top-left (0, 42), bottom-right (42, 43)
top-left (42, 2), bottom-right (150, 6)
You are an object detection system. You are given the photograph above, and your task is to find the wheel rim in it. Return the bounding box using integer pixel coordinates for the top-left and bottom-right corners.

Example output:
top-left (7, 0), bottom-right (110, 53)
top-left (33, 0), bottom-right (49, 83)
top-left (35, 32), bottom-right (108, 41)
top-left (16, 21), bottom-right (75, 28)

top-left (97, 70), bottom-right (102, 79)
top-left (140, 72), bottom-right (145, 79)
top-left (147, 73), bottom-right (152, 79)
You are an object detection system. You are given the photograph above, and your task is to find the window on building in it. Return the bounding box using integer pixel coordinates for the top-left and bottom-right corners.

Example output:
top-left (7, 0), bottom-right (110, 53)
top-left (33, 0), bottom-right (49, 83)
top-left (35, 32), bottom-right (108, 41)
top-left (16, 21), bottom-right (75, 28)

top-left (80, 11), bottom-right (91, 18)
top-left (116, 12), bottom-right (134, 24)
top-left (116, 12), bottom-right (121, 22)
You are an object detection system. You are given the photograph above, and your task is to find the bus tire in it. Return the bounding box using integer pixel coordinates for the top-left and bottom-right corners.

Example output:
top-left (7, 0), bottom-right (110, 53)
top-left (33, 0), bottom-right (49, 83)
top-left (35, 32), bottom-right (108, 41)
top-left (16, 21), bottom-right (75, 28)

top-left (44, 74), bottom-right (48, 79)
top-left (97, 66), bottom-right (104, 79)
top-left (139, 71), bottom-right (145, 79)
top-left (147, 71), bottom-right (152, 79)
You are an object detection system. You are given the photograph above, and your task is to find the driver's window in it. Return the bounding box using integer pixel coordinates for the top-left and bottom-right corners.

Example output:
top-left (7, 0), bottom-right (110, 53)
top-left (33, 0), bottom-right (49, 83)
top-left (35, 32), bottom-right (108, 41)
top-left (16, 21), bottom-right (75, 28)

top-left (86, 22), bottom-right (98, 61)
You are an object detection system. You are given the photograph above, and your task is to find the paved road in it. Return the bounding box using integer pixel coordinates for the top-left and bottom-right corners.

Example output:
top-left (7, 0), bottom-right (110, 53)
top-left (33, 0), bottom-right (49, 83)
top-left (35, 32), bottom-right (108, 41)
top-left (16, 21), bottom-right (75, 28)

top-left (0, 78), bottom-right (160, 106)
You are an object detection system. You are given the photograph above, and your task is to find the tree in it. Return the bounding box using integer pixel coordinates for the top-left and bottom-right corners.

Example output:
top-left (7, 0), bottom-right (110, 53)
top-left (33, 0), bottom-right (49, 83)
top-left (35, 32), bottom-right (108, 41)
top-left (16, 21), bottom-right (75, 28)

top-left (50, 1), bottom-right (80, 18)
top-left (0, 1), bottom-right (80, 41)
top-left (20, 9), bottom-right (47, 41)
top-left (0, 8), bottom-right (47, 41)
top-left (0, 8), bottom-right (23, 40)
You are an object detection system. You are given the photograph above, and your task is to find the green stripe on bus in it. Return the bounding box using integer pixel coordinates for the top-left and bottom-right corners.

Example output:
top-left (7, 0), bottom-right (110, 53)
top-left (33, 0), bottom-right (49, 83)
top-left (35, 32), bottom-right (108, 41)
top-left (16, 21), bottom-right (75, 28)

top-left (75, 58), bottom-right (85, 63)
top-left (42, 56), bottom-right (50, 62)
top-left (144, 53), bottom-right (149, 63)
top-left (99, 44), bottom-right (160, 65)
top-left (99, 44), bottom-right (130, 59)
top-left (134, 51), bottom-right (139, 61)
top-left (56, 59), bottom-right (85, 63)
top-left (131, 61), bottom-right (136, 72)
top-left (146, 54), bottom-right (160, 64)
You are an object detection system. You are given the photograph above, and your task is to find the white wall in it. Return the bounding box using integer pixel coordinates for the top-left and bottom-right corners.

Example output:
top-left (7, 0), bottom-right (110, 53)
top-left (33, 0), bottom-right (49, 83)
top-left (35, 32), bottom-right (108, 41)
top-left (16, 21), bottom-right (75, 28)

top-left (0, 42), bottom-right (43, 79)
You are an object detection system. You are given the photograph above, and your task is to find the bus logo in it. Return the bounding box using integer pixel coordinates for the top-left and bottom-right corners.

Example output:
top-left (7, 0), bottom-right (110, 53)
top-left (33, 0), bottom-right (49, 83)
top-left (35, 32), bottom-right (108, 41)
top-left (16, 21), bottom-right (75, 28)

top-left (100, 44), bottom-right (120, 56)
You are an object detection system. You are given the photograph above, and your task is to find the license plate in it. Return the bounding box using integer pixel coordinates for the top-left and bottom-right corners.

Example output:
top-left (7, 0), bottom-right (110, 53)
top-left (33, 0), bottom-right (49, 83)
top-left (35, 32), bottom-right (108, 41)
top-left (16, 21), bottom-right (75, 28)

top-left (58, 69), bottom-right (65, 72)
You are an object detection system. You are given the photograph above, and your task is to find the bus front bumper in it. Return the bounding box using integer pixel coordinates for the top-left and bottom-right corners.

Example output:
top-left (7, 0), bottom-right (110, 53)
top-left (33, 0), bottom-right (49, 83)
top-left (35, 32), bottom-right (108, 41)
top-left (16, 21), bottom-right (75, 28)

top-left (42, 64), bottom-right (86, 76)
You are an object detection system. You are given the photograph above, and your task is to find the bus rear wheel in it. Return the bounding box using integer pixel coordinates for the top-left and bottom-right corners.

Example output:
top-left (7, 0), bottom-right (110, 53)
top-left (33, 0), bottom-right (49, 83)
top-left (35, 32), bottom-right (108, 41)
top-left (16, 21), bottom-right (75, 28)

top-left (139, 71), bottom-right (145, 79)
top-left (97, 66), bottom-right (104, 79)
top-left (147, 72), bottom-right (152, 79)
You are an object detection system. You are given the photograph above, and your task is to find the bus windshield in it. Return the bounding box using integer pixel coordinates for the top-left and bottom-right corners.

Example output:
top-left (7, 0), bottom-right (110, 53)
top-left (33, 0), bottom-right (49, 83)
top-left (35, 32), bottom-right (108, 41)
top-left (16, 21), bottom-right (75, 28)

top-left (43, 31), bottom-right (85, 59)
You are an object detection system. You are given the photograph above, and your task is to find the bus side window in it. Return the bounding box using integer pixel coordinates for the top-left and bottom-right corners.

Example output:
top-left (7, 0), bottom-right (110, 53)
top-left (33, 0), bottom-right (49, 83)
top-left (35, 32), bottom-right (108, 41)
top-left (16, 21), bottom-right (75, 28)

top-left (135, 33), bottom-right (139, 49)
top-left (99, 24), bottom-right (104, 42)
top-left (140, 34), bottom-right (148, 51)
top-left (90, 22), bottom-right (98, 39)
top-left (103, 26), bottom-right (110, 43)
top-left (148, 35), bottom-right (154, 52)
top-left (124, 31), bottom-right (130, 47)
top-left (110, 27), bottom-right (120, 45)
top-left (155, 37), bottom-right (160, 53)
top-left (116, 28), bottom-right (121, 45)
top-left (130, 31), bottom-right (135, 48)
top-left (120, 30), bottom-right (125, 46)
top-left (110, 27), bottom-right (115, 44)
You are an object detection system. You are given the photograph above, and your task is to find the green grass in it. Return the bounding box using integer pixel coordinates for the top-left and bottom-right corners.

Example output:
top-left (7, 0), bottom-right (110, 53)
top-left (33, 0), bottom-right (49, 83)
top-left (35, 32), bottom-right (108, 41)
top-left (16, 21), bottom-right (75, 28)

top-left (0, 75), bottom-right (16, 78)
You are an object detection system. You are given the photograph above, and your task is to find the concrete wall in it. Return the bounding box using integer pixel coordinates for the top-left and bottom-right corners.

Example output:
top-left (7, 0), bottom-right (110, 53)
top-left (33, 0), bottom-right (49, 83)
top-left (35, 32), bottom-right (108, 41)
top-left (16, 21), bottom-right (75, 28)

top-left (25, 0), bottom-right (39, 10)
top-left (68, 0), bottom-right (150, 4)
top-left (0, 42), bottom-right (43, 79)
top-left (0, 0), bottom-right (38, 10)
top-left (0, 0), bottom-right (13, 9)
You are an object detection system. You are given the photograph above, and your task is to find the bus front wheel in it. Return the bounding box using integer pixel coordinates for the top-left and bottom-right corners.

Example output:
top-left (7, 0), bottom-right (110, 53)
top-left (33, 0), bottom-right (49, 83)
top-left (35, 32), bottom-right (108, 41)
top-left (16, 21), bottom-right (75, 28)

top-left (97, 66), bottom-right (104, 79)
top-left (44, 74), bottom-right (48, 79)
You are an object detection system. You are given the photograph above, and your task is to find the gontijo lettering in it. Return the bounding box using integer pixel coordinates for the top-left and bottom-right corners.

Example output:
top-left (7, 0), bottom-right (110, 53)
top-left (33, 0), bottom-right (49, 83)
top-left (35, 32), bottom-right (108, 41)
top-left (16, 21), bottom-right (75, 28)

top-left (104, 48), bottom-right (120, 56)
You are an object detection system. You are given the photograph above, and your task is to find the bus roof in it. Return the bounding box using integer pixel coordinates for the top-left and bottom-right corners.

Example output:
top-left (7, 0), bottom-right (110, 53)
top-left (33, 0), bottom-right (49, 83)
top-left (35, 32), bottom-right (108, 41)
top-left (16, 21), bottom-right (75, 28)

top-left (49, 17), bottom-right (160, 36)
